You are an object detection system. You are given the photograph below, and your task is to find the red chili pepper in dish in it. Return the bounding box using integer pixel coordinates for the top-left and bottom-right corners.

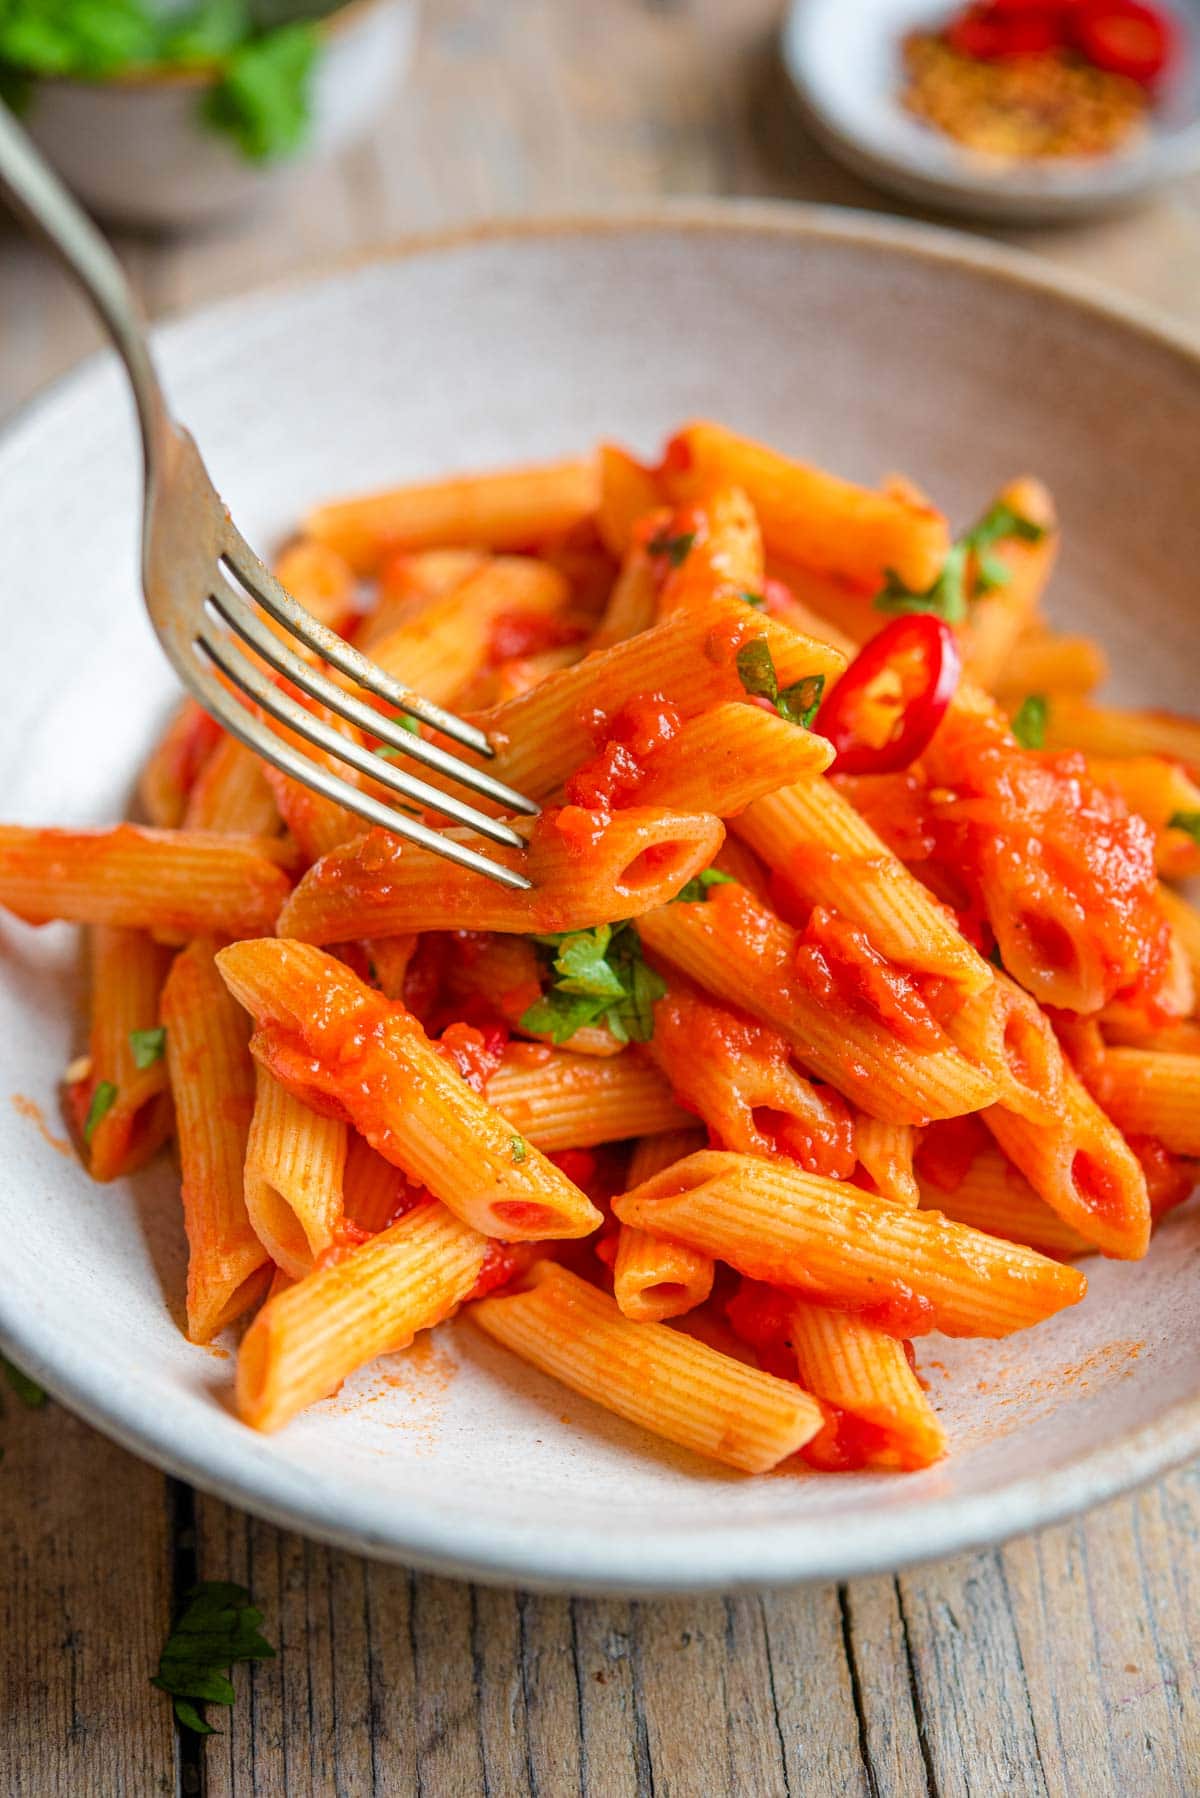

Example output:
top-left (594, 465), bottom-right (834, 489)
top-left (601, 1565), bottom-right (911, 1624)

top-left (948, 5), bottom-right (1068, 57)
top-left (1070, 0), bottom-right (1173, 85)
top-left (813, 615), bottom-right (961, 776)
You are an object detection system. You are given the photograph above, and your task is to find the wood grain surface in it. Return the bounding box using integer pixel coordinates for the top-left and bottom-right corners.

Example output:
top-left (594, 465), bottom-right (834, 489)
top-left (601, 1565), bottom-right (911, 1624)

top-left (2, 3), bottom-right (1200, 1794)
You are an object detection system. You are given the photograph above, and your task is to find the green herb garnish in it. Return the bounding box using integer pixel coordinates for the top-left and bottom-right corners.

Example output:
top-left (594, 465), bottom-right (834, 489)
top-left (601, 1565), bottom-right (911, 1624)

top-left (201, 21), bottom-right (317, 162)
top-left (876, 501), bottom-right (1047, 625)
top-left (1011, 694), bottom-right (1048, 750)
top-left (129, 1026), bottom-right (166, 1070)
top-left (1168, 811), bottom-right (1200, 847)
top-left (646, 530), bottom-right (695, 568)
top-left (509, 1136), bottom-right (528, 1165)
top-left (152, 1581), bottom-right (276, 1736)
top-left (83, 1080), bottom-right (118, 1144)
top-left (735, 639), bottom-right (824, 727)
top-left (2, 1354), bottom-right (45, 1408)
top-left (520, 922), bottom-right (666, 1046)
top-left (672, 867), bottom-right (736, 904)
top-left (740, 590), bottom-right (767, 611)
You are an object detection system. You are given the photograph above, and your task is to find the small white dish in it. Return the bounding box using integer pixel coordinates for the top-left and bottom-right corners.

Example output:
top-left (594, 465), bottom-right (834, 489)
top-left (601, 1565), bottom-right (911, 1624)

top-left (2, 208), bottom-right (1200, 1592)
top-left (781, 0), bottom-right (1200, 222)
top-left (20, 0), bottom-right (418, 230)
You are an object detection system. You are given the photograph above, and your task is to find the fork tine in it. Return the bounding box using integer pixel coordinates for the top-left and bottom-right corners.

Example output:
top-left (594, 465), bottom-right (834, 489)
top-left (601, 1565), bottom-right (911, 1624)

top-left (206, 579), bottom-right (537, 818)
top-left (219, 529), bottom-right (494, 756)
top-left (197, 625), bottom-right (526, 851)
top-left (179, 659), bottom-right (532, 890)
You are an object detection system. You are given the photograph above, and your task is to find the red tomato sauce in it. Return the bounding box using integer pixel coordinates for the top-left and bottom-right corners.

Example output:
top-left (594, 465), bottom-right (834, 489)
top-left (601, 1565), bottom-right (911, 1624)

top-left (565, 692), bottom-right (684, 814)
top-left (800, 1404), bottom-right (895, 1473)
top-left (487, 610), bottom-right (588, 666)
top-left (914, 1114), bottom-right (991, 1192)
top-left (793, 906), bottom-right (946, 1050)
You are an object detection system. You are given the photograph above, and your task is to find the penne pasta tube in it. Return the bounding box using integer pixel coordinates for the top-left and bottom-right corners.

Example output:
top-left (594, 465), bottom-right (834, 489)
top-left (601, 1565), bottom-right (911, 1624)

top-left (620, 703), bottom-right (832, 813)
top-left (853, 1116), bottom-right (919, 1208)
top-left (941, 970), bottom-right (1064, 1126)
top-left (918, 1146), bottom-right (1092, 1258)
top-left (614, 1150), bottom-right (1087, 1337)
top-left (960, 478), bottom-right (1058, 691)
top-left (655, 486), bottom-right (764, 617)
top-left (363, 932), bottom-right (419, 1001)
top-left (363, 548), bottom-right (488, 647)
top-left (277, 807), bottom-right (724, 943)
top-left (447, 601), bottom-right (845, 810)
top-left (643, 974), bottom-right (855, 1175)
top-left (67, 926), bottom-right (174, 1182)
top-left (614, 1130), bottom-right (714, 1323)
top-left (1158, 885), bottom-right (1200, 1002)
top-left (162, 939), bottom-right (270, 1341)
top-left (985, 1065), bottom-right (1150, 1260)
top-left (305, 457), bottom-right (600, 575)
top-left (244, 1063), bottom-right (348, 1278)
top-left (365, 557), bottom-right (574, 702)
top-left (734, 774), bottom-right (993, 995)
top-left (0, 825), bottom-right (293, 940)
top-left (788, 1301), bottom-right (947, 1470)
top-left (137, 699), bottom-right (222, 828)
top-left (485, 1049), bottom-right (691, 1151)
top-left (991, 631), bottom-right (1108, 700)
top-left (1086, 757), bottom-right (1200, 880)
top-left (238, 1201), bottom-right (486, 1431)
top-left (342, 1130), bottom-right (413, 1235)
top-left (1090, 1049), bottom-right (1200, 1158)
top-left (1039, 697), bottom-right (1200, 776)
top-left (636, 884), bottom-right (998, 1125)
top-left (216, 938), bottom-right (603, 1241)
top-left (659, 422), bottom-right (950, 592)
top-left (596, 443), bottom-right (664, 557)
top-left (272, 538), bottom-right (358, 636)
top-left (444, 934), bottom-right (620, 1057)
top-left (182, 734), bottom-right (280, 836)
top-left (470, 1261), bottom-right (823, 1473)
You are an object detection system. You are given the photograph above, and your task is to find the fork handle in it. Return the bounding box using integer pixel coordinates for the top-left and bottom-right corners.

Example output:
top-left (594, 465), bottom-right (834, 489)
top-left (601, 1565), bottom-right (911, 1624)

top-left (0, 101), bottom-right (169, 475)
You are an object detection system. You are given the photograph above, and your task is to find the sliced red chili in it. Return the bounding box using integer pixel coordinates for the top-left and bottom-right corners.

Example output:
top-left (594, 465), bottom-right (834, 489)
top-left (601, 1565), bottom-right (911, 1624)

top-left (1070, 0), bottom-right (1172, 85)
top-left (814, 615), bottom-right (961, 776)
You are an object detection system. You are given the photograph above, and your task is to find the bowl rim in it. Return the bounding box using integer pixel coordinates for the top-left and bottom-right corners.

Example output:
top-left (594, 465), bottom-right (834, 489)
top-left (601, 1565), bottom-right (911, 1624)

top-left (3, 199), bottom-right (1200, 1592)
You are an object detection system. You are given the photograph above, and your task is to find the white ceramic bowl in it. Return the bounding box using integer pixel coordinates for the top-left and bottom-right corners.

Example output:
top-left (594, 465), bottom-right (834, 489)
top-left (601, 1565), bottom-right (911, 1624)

top-left (782, 0), bottom-right (1200, 222)
top-left (21, 0), bottom-right (417, 229)
top-left (2, 209), bottom-right (1200, 1593)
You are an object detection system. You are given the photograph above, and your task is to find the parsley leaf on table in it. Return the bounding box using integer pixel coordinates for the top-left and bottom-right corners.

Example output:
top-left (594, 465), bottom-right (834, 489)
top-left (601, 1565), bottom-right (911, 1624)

top-left (876, 501), bottom-right (1046, 625)
top-left (520, 922), bottom-right (666, 1046)
top-left (152, 1581), bottom-right (276, 1736)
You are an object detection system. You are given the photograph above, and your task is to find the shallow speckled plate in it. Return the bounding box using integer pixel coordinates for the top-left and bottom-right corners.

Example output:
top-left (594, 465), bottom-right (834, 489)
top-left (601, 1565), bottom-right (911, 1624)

top-left (782, 0), bottom-right (1200, 222)
top-left (2, 208), bottom-right (1200, 1592)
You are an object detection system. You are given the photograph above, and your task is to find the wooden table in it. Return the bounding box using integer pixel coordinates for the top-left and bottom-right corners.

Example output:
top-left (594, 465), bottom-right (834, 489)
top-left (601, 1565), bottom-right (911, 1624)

top-left (3, 4), bottom-right (1200, 1793)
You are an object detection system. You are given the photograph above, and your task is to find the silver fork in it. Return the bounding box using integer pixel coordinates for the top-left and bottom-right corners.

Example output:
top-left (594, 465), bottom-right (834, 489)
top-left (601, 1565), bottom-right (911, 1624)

top-left (0, 105), bottom-right (535, 891)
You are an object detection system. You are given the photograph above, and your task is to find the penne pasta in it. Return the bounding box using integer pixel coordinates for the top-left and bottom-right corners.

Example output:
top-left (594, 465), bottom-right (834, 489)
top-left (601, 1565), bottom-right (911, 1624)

top-left (0, 825), bottom-right (292, 941)
top-left (67, 926), bottom-right (174, 1182)
top-left (182, 733), bottom-right (280, 836)
top-left (1039, 696), bottom-right (1200, 775)
top-left (918, 1145), bottom-right (1093, 1258)
top-left (470, 1261), bottom-right (823, 1473)
top-left (614, 1150), bottom-right (1087, 1337)
top-left (306, 457), bottom-right (600, 575)
top-left (985, 1065), bottom-right (1150, 1259)
top-left (238, 1201), bottom-right (486, 1431)
top-left (137, 698), bottom-right (222, 828)
top-left (854, 1116), bottom-right (919, 1208)
top-left (1086, 757), bottom-right (1200, 880)
top-left (613, 1129), bottom-right (714, 1323)
top-left (991, 629), bottom-right (1109, 700)
top-left (1089, 1048), bottom-right (1200, 1158)
top-left (244, 1063), bottom-right (348, 1278)
top-left (960, 478), bottom-right (1058, 690)
top-left (277, 807), bottom-right (724, 943)
top-left (636, 882), bottom-right (998, 1125)
top-left (485, 1049), bottom-right (691, 1152)
top-left (660, 421), bottom-right (950, 592)
top-left (162, 939), bottom-right (270, 1342)
top-left (216, 938), bottom-right (603, 1242)
top-left (788, 1301), bottom-right (947, 1470)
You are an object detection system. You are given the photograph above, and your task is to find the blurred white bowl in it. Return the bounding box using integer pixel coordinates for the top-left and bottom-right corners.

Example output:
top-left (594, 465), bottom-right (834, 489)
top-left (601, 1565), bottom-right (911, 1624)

top-left (21, 0), bottom-right (417, 229)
